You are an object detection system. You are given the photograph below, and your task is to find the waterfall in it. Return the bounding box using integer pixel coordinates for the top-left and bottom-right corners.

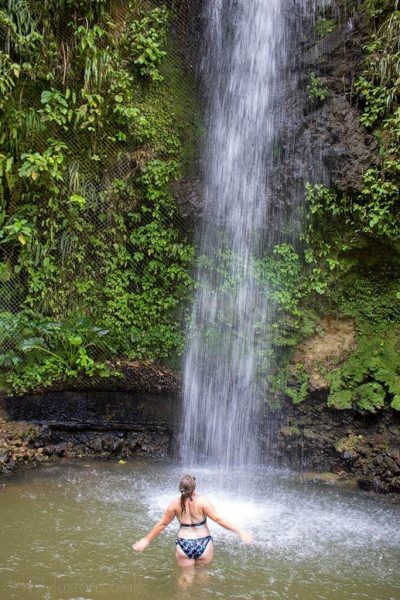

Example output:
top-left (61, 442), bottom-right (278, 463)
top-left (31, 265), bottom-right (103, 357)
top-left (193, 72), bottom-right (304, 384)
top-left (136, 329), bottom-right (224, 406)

top-left (181, 0), bottom-right (299, 467)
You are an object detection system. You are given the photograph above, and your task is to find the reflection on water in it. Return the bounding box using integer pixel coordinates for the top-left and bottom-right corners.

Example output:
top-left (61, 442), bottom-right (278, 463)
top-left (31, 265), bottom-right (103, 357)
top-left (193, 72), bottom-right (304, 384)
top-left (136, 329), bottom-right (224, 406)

top-left (0, 461), bottom-right (399, 600)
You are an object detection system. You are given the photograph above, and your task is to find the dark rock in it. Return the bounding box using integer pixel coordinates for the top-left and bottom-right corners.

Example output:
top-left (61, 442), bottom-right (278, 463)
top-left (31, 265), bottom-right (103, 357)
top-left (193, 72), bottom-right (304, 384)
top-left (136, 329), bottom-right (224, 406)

top-left (111, 439), bottom-right (123, 454)
top-left (357, 445), bottom-right (369, 457)
top-left (303, 429), bottom-right (320, 441)
top-left (373, 455), bottom-right (384, 467)
top-left (101, 436), bottom-right (114, 452)
top-left (389, 480), bottom-right (400, 494)
top-left (43, 445), bottom-right (56, 456)
top-left (357, 478), bottom-right (381, 492)
top-left (388, 425), bottom-right (400, 436)
top-left (0, 450), bottom-right (10, 464)
top-left (5, 459), bottom-right (16, 472)
top-left (171, 178), bottom-right (203, 222)
top-left (90, 437), bottom-right (103, 453)
top-left (384, 456), bottom-right (400, 475)
top-left (280, 426), bottom-right (300, 438)
top-left (330, 463), bottom-right (344, 474)
top-left (50, 444), bottom-right (65, 457)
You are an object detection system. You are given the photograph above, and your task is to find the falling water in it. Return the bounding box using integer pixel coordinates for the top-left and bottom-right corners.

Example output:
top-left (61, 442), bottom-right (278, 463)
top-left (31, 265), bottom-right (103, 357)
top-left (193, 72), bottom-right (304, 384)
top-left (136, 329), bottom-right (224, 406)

top-left (182, 0), bottom-right (292, 466)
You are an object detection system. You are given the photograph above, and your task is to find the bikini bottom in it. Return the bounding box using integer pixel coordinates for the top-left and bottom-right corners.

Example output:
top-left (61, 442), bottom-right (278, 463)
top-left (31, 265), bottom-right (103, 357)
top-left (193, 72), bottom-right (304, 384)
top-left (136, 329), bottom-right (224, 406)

top-left (175, 535), bottom-right (213, 560)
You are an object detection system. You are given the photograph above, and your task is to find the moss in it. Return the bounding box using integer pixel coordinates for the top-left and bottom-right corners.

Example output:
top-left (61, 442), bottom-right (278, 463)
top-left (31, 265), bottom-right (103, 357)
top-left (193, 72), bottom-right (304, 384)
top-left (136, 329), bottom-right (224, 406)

top-left (313, 18), bottom-right (336, 39)
top-left (335, 433), bottom-right (363, 453)
top-left (281, 425), bottom-right (301, 438)
top-left (354, 382), bottom-right (386, 411)
top-left (328, 388), bottom-right (353, 410)
top-left (271, 363), bottom-right (309, 405)
top-left (334, 261), bottom-right (400, 324)
top-left (391, 395), bottom-right (400, 411)
top-left (327, 326), bottom-right (400, 412)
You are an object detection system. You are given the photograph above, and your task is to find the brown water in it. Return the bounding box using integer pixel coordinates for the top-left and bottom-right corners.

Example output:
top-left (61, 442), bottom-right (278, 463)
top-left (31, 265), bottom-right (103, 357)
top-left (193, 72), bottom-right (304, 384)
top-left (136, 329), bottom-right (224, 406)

top-left (0, 461), bottom-right (399, 600)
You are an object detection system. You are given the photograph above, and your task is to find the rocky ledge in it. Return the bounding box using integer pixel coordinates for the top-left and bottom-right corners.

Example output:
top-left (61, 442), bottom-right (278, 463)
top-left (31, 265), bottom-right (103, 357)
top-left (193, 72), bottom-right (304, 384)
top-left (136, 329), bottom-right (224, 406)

top-left (264, 317), bottom-right (400, 495)
top-left (265, 394), bottom-right (400, 495)
top-left (0, 420), bottom-right (170, 476)
top-left (0, 360), bottom-right (180, 476)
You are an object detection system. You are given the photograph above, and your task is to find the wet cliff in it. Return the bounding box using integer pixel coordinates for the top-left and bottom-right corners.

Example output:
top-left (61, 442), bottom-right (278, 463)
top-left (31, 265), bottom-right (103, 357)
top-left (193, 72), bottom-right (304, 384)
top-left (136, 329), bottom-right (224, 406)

top-left (263, 0), bottom-right (400, 494)
top-left (0, 362), bottom-right (180, 475)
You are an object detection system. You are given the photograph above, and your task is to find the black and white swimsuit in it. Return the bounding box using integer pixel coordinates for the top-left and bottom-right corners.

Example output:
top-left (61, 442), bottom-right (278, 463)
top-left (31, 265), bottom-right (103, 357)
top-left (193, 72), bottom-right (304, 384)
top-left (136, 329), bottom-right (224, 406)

top-left (176, 518), bottom-right (213, 559)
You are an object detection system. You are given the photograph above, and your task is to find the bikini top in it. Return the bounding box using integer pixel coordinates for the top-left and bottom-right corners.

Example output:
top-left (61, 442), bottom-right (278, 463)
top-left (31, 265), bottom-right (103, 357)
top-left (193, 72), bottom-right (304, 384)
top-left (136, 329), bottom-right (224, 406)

top-left (179, 517), bottom-right (207, 528)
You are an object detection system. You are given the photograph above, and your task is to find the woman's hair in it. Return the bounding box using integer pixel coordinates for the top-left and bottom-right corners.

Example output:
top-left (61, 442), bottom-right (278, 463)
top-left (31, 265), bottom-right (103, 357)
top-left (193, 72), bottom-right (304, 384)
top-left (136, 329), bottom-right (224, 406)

top-left (179, 474), bottom-right (196, 514)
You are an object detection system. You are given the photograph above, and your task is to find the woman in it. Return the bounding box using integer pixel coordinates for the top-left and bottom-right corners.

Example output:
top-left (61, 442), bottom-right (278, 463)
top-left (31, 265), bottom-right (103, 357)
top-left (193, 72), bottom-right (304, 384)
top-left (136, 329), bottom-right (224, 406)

top-left (132, 474), bottom-right (253, 567)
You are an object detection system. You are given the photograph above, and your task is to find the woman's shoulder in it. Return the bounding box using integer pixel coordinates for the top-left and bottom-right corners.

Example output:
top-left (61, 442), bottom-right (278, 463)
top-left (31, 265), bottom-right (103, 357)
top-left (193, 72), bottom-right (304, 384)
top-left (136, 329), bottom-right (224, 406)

top-left (166, 496), bottom-right (181, 511)
top-left (196, 494), bottom-right (211, 507)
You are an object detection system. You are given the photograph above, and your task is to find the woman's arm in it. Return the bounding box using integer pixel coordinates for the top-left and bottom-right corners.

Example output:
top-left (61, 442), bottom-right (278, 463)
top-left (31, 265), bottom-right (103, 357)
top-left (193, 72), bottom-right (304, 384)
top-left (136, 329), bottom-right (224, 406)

top-left (132, 502), bottom-right (176, 552)
top-left (201, 498), bottom-right (253, 543)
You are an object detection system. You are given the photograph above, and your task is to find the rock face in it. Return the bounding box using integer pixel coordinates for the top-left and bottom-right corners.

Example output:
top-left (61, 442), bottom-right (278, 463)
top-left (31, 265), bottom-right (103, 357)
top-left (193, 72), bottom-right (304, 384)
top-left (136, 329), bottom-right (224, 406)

top-left (301, 12), bottom-right (378, 193)
top-left (264, 7), bottom-right (378, 235)
top-left (0, 420), bottom-right (171, 476)
top-left (0, 365), bottom-right (181, 476)
top-left (292, 316), bottom-right (356, 391)
top-left (171, 178), bottom-right (203, 222)
top-left (1, 383), bottom-right (400, 496)
top-left (264, 393), bottom-right (400, 495)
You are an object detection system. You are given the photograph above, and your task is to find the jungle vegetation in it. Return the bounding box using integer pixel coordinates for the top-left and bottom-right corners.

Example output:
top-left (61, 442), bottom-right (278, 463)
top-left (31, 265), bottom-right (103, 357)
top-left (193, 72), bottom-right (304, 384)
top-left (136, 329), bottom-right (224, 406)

top-left (0, 0), bottom-right (399, 416)
top-left (0, 0), bottom-right (198, 394)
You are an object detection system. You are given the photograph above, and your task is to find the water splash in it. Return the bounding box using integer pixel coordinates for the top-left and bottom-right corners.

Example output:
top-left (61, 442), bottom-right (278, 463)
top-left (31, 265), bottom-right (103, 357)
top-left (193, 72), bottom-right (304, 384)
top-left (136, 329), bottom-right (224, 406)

top-left (181, 0), bottom-right (291, 466)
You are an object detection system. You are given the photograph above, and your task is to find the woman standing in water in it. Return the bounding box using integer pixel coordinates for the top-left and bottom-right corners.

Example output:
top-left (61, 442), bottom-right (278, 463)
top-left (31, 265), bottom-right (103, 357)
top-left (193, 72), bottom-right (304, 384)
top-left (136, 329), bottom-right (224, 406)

top-left (132, 474), bottom-right (253, 566)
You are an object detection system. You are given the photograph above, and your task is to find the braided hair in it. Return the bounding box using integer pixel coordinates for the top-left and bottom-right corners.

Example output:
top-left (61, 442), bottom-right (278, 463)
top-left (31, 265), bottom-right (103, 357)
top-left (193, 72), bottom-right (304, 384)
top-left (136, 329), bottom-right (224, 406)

top-left (179, 474), bottom-right (196, 514)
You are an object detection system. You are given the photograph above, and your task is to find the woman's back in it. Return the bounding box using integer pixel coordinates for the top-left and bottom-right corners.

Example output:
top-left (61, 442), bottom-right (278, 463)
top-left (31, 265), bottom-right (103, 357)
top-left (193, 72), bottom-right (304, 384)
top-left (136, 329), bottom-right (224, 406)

top-left (176, 494), bottom-right (205, 525)
top-left (132, 474), bottom-right (253, 566)
top-left (174, 494), bottom-right (210, 540)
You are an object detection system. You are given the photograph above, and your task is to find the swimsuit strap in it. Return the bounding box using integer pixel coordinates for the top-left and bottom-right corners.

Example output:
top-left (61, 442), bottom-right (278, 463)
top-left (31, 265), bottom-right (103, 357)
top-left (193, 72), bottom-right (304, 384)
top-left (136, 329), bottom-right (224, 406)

top-left (179, 517), bottom-right (207, 528)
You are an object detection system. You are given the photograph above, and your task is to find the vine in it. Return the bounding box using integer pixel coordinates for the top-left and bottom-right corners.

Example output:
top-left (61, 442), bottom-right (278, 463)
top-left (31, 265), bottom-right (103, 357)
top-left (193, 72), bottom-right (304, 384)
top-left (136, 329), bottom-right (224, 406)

top-left (0, 1), bottom-right (198, 394)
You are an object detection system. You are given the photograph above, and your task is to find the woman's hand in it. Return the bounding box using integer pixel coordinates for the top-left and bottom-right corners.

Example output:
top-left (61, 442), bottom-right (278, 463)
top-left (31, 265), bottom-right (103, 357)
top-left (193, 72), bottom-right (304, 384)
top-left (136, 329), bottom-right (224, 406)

top-left (239, 530), bottom-right (254, 544)
top-left (132, 538), bottom-right (150, 552)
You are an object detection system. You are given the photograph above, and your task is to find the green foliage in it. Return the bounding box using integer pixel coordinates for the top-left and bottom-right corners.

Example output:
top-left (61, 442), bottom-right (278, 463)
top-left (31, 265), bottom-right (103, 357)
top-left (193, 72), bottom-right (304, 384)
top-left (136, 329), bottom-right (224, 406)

top-left (257, 243), bottom-right (315, 347)
top-left (264, 2), bottom-right (400, 414)
top-left (307, 72), bottom-right (330, 103)
top-left (327, 327), bottom-right (400, 412)
top-left (129, 7), bottom-right (169, 81)
top-left (300, 174), bottom-right (400, 414)
top-left (364, 0), bottom-right (397, 21)
top-left (356, 8), bottom-right (399, 128)
top-left (270, 179), bottom-right (400, 410)
top-left (305, 174), bottom-right (400, 248)
top-left (0, 1), bottom-right (199, 393)
top-left (99, 160), bottom-right (194, 360)
top-left (267, 362), bottom-right (310, 407)
top-left (285, 365), bottom-right (310, 404)
top-left (18, 139), bottom-right (67, 182)
top-left (355, 76), bottom-right (388, 127)
top-left (358, 5), bottom-right (398, 114)
top-left (313, 18), bottom-right (336, 39)
top-left (354, 168), bottom-right (399, 239)
top-left (335, 433), bottom-right (362, 453)
top-left (0, 311), bottom-right (114, 395)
